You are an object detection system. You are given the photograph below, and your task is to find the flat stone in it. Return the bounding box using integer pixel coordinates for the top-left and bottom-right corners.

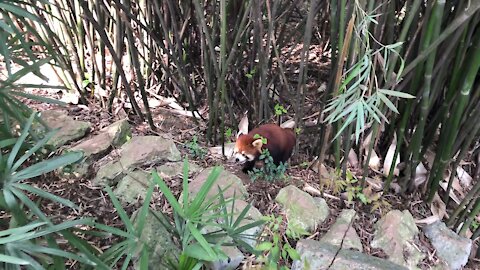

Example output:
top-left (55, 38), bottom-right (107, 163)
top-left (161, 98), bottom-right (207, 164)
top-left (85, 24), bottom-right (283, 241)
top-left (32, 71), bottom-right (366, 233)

top-left (371, 210), bottom-right (424, 269)
top-left (93, 161), bottom-right (128, 186)
top-left (156, 161), bottom-right (201, 178)
top-left (292, 239), bottom-right (408, 270)
top-left (189, 167), bottom-right (248, 201)
top-left (71, 118), bottom-right (131, 158)
top-left (119, 135), bottom-right (181, 168)
top-left (114, 170), bottom-right (152, 204)
top-left (320, 209), bottom-right (363, 251)
top-left (423, 221), bottom-right (472, 270)
top-left (132, 210), bottom-right (180, 270)
top-left (275, 185), bottom-right (329, 233)
top-left (41, 110), bottom-right (91, 148)
top-left (207, 245), bottom-right (244, 270)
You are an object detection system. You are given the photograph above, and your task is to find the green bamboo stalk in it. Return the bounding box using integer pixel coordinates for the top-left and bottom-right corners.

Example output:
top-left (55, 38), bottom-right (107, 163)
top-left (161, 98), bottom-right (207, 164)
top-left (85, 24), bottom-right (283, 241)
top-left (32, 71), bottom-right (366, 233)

top-left (427, 28), bottom-right (480, 202)
top-left (406, 0), bottom-right (445, 191)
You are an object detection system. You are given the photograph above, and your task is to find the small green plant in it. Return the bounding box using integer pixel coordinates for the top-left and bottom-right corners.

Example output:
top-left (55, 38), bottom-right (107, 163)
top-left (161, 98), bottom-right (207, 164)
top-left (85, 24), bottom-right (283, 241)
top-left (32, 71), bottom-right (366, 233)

top-left (245, 67), bottom-right (256, 79)
top-left (225, 128), bottom-right (233, 143)
top-left (274, 104), bottom-right (287, 116)
top-left (253, 133), bottom-right (268, 144)
top-left (186, 136), bottom-right (207, 159)
top-left (256, 214), bottom-right (302, 270)
top-left (150, 159), bottom-right (264, 269)
top-left (248, 149), bottom-right (287, 182)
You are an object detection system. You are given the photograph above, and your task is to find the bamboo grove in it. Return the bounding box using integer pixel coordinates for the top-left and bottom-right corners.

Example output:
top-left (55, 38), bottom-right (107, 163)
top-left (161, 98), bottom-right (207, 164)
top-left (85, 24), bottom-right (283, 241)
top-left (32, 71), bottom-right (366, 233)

top-left (1, 0), bottom-right (480, 236)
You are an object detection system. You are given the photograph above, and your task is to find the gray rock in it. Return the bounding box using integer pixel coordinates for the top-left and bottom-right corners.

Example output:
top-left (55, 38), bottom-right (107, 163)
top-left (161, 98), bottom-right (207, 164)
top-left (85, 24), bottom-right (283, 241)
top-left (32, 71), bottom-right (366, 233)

top-left (114, 170), bottom-right (152, 204)
top-left (292, 239), bottom-right (408, 270)
top-left (275, 185), bottom-right (330, 233)
top-left (371, 210), bottom-right (424, 269)
top-left (423, 221), bottom-right (472, 270)
top-left (93, 135), bottom-right (181, 186)
top-left (156, 161), bottom-right (201, 178)
top-left (189, 167), bottom-right (248, 201)
top-left (320, 209), bottom-right (363, 251)
top-left (71, 118), bottom-right (131, 158)
top-left (132, 210), bottom-right (180, 270)
top-left (93, 161), bottom-right (128, 186)
top-left (41, 110), bottom-right (91, 148)
top-left (119, 136), bottom-right (181, 168)
top-left (207, 245), bottom-right (244, 270)
top-left (225, 199), bottom-right (263, 249)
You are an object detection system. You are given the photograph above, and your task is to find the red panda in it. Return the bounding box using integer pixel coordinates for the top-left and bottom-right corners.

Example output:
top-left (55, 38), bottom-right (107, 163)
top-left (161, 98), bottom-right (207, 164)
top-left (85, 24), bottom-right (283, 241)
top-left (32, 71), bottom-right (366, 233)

top-left (232, 123), bottom-right (296, 173)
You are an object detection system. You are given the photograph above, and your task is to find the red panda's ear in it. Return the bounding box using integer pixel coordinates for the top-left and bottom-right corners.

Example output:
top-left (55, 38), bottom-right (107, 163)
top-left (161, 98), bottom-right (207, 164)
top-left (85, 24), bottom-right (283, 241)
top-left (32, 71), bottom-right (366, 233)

top-left (252, 139), bottom-right (263, 151)
top-left (237, 112), bottom-right (249, 138)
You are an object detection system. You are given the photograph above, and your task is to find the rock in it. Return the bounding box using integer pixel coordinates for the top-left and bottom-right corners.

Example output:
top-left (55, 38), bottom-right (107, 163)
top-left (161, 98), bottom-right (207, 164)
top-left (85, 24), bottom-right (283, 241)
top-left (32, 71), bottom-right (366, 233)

top-left (371, 210), bottom-right (424, 269)
top-left (189, 167), bottom-right (248, 201)
top-left (119, 136), bottom-right (181, 168)
top-left (41, 110), bottom-right (91, 148)
top-left (292, 239), bottom-right (408, 270)
top-left (114, 170), bottom-right (152, 204)
top-left (275, 185), bottom-right (329, 233)
top-left (71, 118), bottom-right (131, 158)
top-left (156, 161), bottom-right (201, 178)
top-left (93, 161), bottom-right (128, 186)
top-left (207, 245), bottom-right (244, 270)
top-left (320, 209), bottom-right (363, 251)
top-left (93, 135), bottom-right (181, 186)
top-left (132, 210), bottom-right (180, 270)
top-left (423, 221), bottom-right (472, 270)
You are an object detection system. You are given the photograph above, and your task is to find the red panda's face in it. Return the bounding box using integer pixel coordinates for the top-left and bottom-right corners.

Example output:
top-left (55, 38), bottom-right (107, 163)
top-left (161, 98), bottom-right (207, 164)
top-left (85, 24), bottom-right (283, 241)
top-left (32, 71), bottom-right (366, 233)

top-left (232, 135), bottom-right (263, 164)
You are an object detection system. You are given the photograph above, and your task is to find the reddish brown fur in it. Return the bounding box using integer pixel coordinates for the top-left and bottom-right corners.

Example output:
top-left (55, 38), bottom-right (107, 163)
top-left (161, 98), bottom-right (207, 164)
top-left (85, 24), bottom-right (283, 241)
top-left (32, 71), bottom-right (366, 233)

top-left (235, 123), bottom-right (296, 173)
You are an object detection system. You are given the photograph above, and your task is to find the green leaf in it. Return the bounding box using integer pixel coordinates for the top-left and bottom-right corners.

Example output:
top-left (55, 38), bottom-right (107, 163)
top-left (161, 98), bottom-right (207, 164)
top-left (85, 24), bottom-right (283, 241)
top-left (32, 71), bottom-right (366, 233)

top-left (184, 243), bottom-right (218, 261)
top-left (256, 242), bottom-right (273, 251)
top-left (377, 92), bottom-right (399, 114)
top-left (378, 89), bottom-right (415, 99)
top-left (0, 253), bottom-right (30, 265)
top-left (13, 183), bottom-right (78, 210)
top-left (6, 112), bottom-right (36, 171)
top-left (186, 222), bottom-right (217, 259)
top-left (13, 151), bottom-right (83, 182)
top-left (104, 185), bottom-right (135, 232)
top-left (152, 171), bottom-right (185, 217)
top-left (12, 243), bottom-right (96, 265)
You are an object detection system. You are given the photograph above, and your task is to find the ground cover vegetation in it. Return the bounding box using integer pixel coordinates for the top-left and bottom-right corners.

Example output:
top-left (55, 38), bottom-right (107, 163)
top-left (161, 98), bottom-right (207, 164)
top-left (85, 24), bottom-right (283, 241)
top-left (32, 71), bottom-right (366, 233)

top-left (1, 0), bottom-right (480, 268)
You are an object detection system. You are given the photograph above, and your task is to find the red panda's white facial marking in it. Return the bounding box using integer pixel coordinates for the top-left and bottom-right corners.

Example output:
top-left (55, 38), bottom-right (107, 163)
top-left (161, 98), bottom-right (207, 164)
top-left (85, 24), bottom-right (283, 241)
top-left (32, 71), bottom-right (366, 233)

top-left (233, 146), bottom-right (255, 164)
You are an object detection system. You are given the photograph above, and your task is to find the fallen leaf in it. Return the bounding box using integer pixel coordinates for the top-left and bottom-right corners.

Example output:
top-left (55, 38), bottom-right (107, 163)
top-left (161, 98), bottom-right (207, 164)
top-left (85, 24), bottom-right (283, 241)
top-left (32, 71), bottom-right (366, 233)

top-left (280, 119), bottom-right (296, 129)
top-left (456, 166), bottom-right (473, 187)
top-left (415, 215), bottom-right (440, 225)
top-left (383, 138), bottom-right (400, 177)
top-left (431, 193), bottom-right (447, 220)
top-left (303, 183), bottom-right (321, 196)
top-left (348, 148), bottom-right (359, 168)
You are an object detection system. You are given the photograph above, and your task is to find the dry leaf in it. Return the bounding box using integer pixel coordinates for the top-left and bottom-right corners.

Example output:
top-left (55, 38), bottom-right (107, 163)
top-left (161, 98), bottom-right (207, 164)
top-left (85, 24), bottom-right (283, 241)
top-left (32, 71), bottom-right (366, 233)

top-left (413, 162), bottom-right (428, 188)
top-left (431, 193), bottom-right (447, 220)
top-left (59, 92), bottom-right (79, 104)
top-left (348, 148), bottom-right (359, 168)
top-left (383, 138), bottom-right (400, 177)
top-left (208, 142), bottom-right (236, 158)
top-left (368, 149), bottom-right (381, 171)
top-left (280, 119), bottom-right (296, 129)
top-left (439, 181), bottom-right (462, 205)
top-left (456, 166), bottom-right (473, 187)
top-left (415, 215), bottom-right (440, 225)
top-left (303, 183), bottom-right (321, 196)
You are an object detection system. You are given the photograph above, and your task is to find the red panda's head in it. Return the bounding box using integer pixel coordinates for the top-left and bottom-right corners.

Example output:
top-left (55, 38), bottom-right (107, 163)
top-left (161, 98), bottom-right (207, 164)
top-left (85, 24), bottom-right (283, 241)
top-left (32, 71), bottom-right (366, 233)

top-left (232, 134), bottom-right (263, 164)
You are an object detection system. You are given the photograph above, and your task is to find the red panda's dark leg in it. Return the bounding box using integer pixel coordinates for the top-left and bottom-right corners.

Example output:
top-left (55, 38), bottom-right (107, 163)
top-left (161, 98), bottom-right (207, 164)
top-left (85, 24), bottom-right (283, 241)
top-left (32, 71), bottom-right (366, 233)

top-left (242, 160), bottom-right (256, 173)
